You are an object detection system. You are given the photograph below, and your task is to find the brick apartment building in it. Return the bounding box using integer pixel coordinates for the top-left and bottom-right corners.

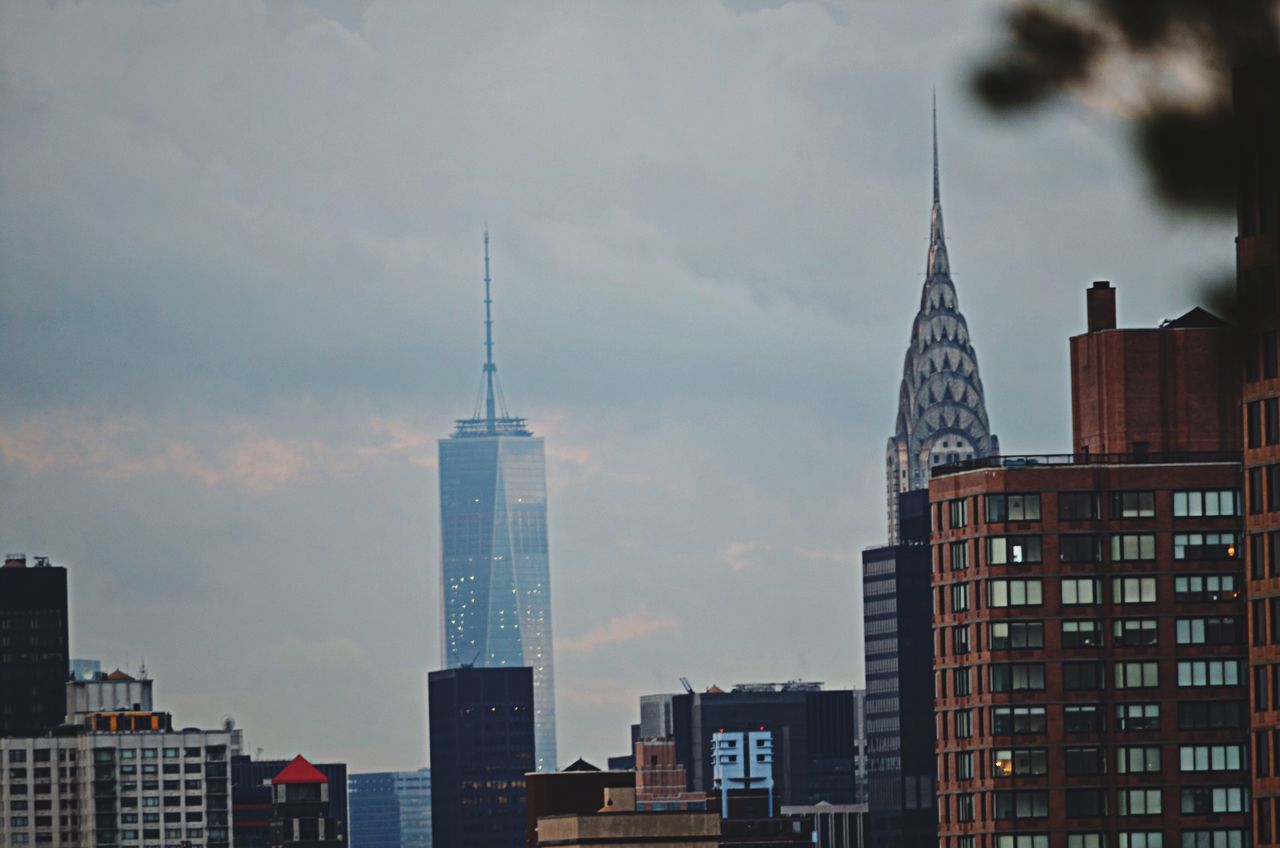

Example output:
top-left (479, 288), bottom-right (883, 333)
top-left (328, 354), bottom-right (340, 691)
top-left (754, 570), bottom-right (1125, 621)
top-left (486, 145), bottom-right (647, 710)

top-left (1236, 57), bottom-right (1280, 848)
top-left (930, 282), bottom-right (1249, 848)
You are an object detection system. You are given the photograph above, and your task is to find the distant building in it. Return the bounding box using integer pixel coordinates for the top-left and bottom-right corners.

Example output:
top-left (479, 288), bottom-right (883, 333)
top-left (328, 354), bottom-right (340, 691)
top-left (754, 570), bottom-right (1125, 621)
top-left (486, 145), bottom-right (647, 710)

top-left (634, 738), bottom-right (706, 811)
top-left (779, 803), bottom-right (867, 848)
top-left (349, 769), bottom-right (433, 848)
top-left (535, 785), bottom-right (721, 847)
top-left (69, 658), bottom-right (101, 681)
top-left (0, 554), bottom-right (69, 735)
top-left (271, 754), bottom-right (342, 847)
top-left (861, 489), bottom-right (936, 848)
top-left (232, 755), bottom-right (349, 844)
top-left (635, 682), bottom-right (858, 807)
top-left (66, 668), bottom-right (154, 720)
top-left (607, 724), bottom-right (641, 771)
top-left (931, 283), bottom-right (1247, 847)
top-left (429, 665), bottom-right (534, 848)
top-left (526, 758), bottom-right (634, 848)
top-left (1235, 56), bottom-right (1280, 848)
top-left (438, 231), bottom-right (557, 771)
top-left (850, 690), bottom-right (866, 805)
top-left (883, 102), bottom-right (998, 543)
top-left (712, 730), bottom-right (774, 818)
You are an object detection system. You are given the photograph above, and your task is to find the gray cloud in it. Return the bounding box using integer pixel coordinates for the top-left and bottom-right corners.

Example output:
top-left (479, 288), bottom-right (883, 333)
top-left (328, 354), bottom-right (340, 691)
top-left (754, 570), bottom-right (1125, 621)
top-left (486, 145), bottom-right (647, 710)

top-left (0, 0), bottom-right (1232, 770)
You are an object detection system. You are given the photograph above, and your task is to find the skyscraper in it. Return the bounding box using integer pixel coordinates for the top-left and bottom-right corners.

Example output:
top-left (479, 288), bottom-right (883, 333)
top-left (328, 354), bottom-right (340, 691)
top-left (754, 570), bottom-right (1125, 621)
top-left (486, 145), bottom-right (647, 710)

top-left (0, 554), bottom-right (68, 735)
top-left (438, 231), bottom-right (557, 771)
top-left (885, 99), bottom-right (998, 543)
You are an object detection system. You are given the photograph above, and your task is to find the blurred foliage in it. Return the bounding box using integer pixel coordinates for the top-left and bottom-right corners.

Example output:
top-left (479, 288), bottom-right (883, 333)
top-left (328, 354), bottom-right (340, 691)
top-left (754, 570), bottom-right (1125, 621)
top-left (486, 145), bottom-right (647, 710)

top-left (973, 0), bottom-right (1279, 215)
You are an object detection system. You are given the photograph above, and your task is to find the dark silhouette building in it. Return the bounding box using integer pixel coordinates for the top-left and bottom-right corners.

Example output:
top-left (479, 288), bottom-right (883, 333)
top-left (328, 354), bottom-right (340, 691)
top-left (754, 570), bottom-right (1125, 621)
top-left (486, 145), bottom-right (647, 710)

top-left (525, 758), bottom-right (635, 847)
top-left (931, 283), bottom-right (1247, 848)
top-left (429, 665), bottom-right (534, 848)
top-left (1235, 57), bottom-right (1280, 848)
top-left (636, 683), bottom-right (858, 808)
top-left (861, 490), bottom-right (936, 848)
top-left (232, 755), bottom-right (349, 844)
top-left (0, 554), bottom-right (68, 735)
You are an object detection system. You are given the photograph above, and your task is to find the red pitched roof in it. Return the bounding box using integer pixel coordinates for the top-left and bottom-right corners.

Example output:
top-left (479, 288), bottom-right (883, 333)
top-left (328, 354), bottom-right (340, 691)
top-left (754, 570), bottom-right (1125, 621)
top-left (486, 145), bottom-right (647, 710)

top-left (271, 755), bottom-right (328, 785)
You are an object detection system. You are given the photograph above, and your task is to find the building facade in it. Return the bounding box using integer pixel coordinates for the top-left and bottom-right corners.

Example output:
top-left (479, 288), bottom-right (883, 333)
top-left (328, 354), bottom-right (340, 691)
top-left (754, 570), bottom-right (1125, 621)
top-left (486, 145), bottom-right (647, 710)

top-left (884, 104), bottom-right (998, 543)
top-left (270, 755), bottom-right (342, 847)
top-left (931, 283), bottom-right (1248, 848)
top-left (231, 756), bottom-right (349, 844)
top-left (862, 490), bottom-right (936, 848)
top-left (1, 555), bottom-right (69, 736)
top-left (349, 772), bottom-right (401, 848)
top-left (439, 231), bottom-right (556, 771)
top-left (1235, 57), bottom-right (1280, 848)
top-left (429, 665), bottom-right (534, 848)
top-left (0, 719), bottom-right (241, 848)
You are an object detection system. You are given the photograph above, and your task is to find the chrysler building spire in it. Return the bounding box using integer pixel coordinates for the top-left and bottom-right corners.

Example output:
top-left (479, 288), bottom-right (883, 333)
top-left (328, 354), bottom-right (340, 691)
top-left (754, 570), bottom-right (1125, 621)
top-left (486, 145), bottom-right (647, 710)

top-left (885, 98), bottom-right (998, 542)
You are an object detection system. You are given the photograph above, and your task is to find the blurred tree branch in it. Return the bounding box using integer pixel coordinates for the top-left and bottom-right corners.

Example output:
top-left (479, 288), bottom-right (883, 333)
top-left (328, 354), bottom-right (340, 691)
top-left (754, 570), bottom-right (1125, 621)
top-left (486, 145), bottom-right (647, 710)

top-left (973, 0), bottom-right (1279, 215)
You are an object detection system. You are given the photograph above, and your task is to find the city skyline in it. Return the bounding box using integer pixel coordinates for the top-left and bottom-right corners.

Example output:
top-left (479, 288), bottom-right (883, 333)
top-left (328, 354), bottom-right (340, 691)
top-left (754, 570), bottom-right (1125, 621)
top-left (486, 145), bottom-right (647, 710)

top-left (0, 0), bottom-right (1238, 773)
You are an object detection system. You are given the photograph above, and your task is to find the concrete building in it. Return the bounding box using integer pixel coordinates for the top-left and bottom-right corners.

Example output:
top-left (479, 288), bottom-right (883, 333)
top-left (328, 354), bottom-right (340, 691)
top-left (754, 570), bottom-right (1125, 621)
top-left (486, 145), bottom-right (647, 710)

top-left (1, 554), bottom-right (69, 735)
top-left (429, 665), bottom-right (534, 848)
top-left (535, 786), bottom-right (720, 847)
top-left (66, 670), bottom-right (153, 720)
top-left (1235, 57), bottom-right (1280, 848)
top-left (636, 683), bottom-right (858, 808)
top-left (0, 707), bottom-right (241, 848)
top-left (930, 283), bottom-right (1247, 848)
top-left (634, 738), bottom-right (706, 811)
top-left (884, 101), bottom-right (998, 543)
top-left (438, 231), bottom-right (557, 772)
top-left (861, 489), bottom-right (936, 848)
top-left (526, 759), bottom-right (634, 848)
top-left (778, 803), bottom-right (867, 848)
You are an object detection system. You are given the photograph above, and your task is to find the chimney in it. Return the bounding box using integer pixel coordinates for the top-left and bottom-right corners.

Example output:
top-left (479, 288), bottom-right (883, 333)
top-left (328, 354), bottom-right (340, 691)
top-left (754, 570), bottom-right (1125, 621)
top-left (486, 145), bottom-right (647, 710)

top-left (1087, 281), bottom-right (1116, 332)
top-left (3, 553), bottom-right (26, 568)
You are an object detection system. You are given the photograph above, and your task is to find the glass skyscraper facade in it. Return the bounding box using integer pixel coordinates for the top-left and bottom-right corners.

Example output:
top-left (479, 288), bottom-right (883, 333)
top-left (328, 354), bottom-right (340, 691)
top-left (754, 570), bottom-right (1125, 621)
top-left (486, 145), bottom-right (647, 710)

top-left (436, 230), bottom-right (557, 772)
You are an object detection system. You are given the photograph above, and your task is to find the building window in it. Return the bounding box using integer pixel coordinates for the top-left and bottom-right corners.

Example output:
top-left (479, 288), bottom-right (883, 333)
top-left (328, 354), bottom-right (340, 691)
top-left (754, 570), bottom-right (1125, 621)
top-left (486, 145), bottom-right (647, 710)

top-left (952, 625), bottom-right (970, 654)
top-left (1178, 701), bottom-right (1244, 730)
top-left (1059, 492), bottom-right (1100, 520)
top-left (993, 790), bottom-right (1049, 819)
top-left (1065, 747), bottom-right (1106, 775)
top-left (1115, 661), bottom-right (1159, 689)
top-left (953, 667), bottom-right (971, 696)
top-left (1179, 787), bottom-right (1249, 815)
top-left (956, 752), bottom-right (973, 780)
top-left (987, 494), bottom-right (1041, 522)
top-left (951, 583), bottom-right (970, 613)
top-left (1252, 467), bottom-right (1265, 514)
top-left (1111, 491), bottom-right (1155, 518)
top-left (1113, 618), bottom-right (1158, 646)
top-left (956, 794), bottom-right (974, 822)
top-left (988, 579), bottom-right (1043, 607)
top-left (1173, 532), bottom-right (1237, 560)
top-left (1068, 836), bottom-right (1107, 848)
top-left (991, 663), bottom-right (1046, 692)
top-left (950, 498), bottom-right (968, 529)
top-left (1063, 619), bottom-right (1104, 647)
top-left (1118, 833), bottom-right (1162, 848)
top-left (1177, 660), bottom-right (1242, 687)
top-left (988, 536), bottom-right (1042, 564)
top-left (1250, 401), bottom-right (1263, 448)
top-left (1062, 578), bottom-right (1101, 605)
top-left (1068, 789), bottom-right (1108, 817)
top-left (1179, 831), bottom-right (1248, 848)
top-left (1117, 746), bottom-right (1162, 773)
top-left (950, 541), bottom-right (969, 570)
top-left (1113, 577), bottom-right (1157, 604)
top-left (1060, 534), bottom-right (1102, 563)
top-left (1176, 617), bottom-right (1241, 645)
top-left (1174, 575), bottom-right (1238, 602)
top-left (1173, 490), bottom-right (1241, 517)
top-left (1064, 662), bottom-right (1106, 690)
top-left (1064, 705), bottom-right (1104, 733)
top-left (997, 836), bottom-right (1048, 848)
top-left (1115, 703), bottom-right (1160, 731)
top-left (955, 710), bottom-right (972, 739)
top-left (990, 621), bottom-right (1044, 650)
top-left (993, 748), bottom-right (1048, 777)
top-left (1118, 789), bottom-right (1163, 816)
top-left (1111, 535), bottom-right (1157, 561)
top-left (992, 706), bottom-right (1047, 735)
top-left (1179, 745), bottom-right (1245, 772)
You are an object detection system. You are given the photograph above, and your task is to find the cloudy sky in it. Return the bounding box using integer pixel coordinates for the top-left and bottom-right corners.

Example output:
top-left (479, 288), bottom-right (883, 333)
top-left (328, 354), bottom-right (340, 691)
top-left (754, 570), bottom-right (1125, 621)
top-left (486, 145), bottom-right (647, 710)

top-left (0, 0), bottom-right (1232, 772)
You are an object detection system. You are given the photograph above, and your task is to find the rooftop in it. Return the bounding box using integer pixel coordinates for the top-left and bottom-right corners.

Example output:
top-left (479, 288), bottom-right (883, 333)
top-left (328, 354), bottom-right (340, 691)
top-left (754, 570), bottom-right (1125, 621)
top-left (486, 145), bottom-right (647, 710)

top-left (272, 755), bottom-right (329, 785)
top-left (450, 416), bottom-right (532, 438)
top-left (934, 450), bottom-right (1240, 477)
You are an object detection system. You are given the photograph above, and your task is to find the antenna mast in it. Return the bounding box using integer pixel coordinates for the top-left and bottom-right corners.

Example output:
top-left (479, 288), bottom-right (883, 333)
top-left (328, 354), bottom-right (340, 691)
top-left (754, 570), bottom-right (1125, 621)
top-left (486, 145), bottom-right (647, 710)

top-left (932, 87), bottom-right (940, 205)
top-left (483, 227), bottom-right (496, 433)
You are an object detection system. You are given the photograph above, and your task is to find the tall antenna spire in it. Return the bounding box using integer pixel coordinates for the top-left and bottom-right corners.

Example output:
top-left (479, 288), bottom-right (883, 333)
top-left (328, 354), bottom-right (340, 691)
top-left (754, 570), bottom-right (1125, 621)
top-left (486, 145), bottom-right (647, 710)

top-left (932, 86), bottom-right (940, 205)
top-left (483, 226), bottom-right (496, 432)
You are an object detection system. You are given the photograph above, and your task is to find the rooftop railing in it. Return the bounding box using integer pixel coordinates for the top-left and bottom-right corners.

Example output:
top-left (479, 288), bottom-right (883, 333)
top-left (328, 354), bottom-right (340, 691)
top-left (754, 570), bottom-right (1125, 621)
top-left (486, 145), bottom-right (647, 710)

top-left (934, 450), bottom-right (1241, 476)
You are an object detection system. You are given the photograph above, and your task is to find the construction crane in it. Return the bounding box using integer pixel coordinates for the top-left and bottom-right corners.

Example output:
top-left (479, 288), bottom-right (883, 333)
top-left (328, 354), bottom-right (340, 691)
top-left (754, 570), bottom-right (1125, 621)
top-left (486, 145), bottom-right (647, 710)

top-left (679, 677), bottom-right (694, 694)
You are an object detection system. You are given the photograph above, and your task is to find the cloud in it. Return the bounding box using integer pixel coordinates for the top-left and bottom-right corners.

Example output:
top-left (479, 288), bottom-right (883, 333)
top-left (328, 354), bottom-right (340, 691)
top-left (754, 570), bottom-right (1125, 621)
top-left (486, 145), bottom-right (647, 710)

top-left (719, 540), bottom-right (769, 572)
top-left (557, 614), bottom-right (680, 655)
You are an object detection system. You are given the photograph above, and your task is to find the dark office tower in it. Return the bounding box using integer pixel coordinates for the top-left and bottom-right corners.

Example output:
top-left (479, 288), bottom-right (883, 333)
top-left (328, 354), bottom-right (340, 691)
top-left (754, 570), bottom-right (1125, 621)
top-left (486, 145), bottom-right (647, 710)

top-left (429, 666), bottom-right (534, 848)
top-left (0, 554), bottom-right (68, 735)
top-left (1236, 57), bottom-right (1280, 848)
top-left (438, 230), bottom-right (557, 772)
top-left (270, 755), bottom-right (343, 847)
top-left (885, 99), bottom-right (998, 543)
top-left (932, 283), bottom-right (1246, 848)
top-left (862, 490), bottom-right (936, 848)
